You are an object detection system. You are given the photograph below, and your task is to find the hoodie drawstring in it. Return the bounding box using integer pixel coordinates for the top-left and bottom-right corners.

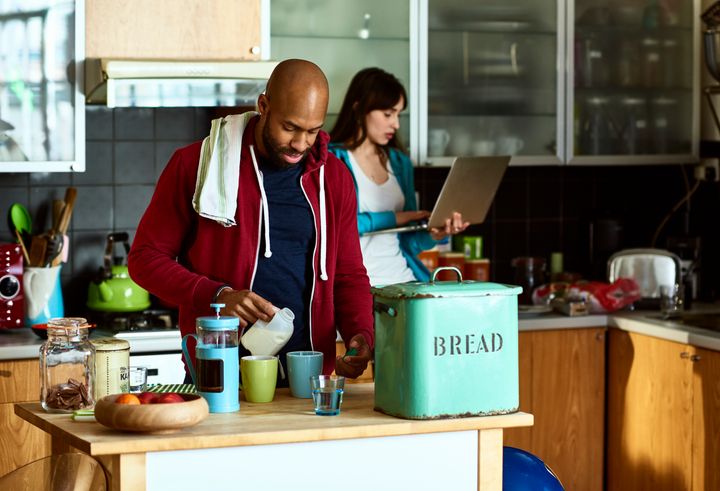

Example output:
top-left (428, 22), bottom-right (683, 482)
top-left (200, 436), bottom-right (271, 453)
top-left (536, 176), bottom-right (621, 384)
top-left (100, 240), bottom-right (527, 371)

top-left (249, 145), bottom-right (272, 258)
top-left (249, 144), bottom-right (328, 280)
top-left (319, 164), bottom-right (328, 281)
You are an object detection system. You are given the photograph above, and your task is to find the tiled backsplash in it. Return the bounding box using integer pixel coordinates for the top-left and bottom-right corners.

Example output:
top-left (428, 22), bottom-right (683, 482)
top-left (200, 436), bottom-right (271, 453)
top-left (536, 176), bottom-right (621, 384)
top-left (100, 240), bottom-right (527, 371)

top-left (416, 164), bottom-right (720, 298)
top-left (1, 107), bottom-right (719, 314)
top-left (0, 107), bottom-right (211, 313)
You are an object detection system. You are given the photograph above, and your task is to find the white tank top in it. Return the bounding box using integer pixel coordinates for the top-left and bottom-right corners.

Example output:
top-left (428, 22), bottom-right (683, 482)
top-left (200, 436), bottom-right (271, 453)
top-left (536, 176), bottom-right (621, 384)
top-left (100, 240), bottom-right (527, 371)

top-left (348, 151), bottom-right (416, 286)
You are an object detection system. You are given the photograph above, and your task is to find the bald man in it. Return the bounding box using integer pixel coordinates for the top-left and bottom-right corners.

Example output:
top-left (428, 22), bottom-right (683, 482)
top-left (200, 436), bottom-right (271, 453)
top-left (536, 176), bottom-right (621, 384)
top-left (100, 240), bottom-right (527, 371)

top-left (129, 60), bottom-right (374, 384)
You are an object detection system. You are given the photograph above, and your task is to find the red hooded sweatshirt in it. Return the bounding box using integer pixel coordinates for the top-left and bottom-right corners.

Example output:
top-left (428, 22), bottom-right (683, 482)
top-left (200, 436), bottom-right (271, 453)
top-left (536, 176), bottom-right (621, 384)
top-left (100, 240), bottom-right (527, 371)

top-left (128, 115), bottom-right (374, 375)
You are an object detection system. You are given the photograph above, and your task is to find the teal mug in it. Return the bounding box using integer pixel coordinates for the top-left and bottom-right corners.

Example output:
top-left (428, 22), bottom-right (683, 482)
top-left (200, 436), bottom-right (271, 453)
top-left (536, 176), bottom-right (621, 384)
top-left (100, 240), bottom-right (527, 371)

top-left (286, 351), bottom-right (323, 398)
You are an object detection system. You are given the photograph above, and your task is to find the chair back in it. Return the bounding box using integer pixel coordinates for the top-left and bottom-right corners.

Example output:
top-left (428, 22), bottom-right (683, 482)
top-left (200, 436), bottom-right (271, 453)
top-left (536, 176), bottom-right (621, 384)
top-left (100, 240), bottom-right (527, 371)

top-left (0, 453), bottom-right (106, 490)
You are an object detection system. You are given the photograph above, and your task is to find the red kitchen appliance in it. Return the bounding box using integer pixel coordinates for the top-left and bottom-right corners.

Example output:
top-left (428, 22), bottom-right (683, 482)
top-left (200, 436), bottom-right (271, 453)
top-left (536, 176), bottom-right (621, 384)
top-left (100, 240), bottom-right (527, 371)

top-left (0, 243), bottom-right (24, 329)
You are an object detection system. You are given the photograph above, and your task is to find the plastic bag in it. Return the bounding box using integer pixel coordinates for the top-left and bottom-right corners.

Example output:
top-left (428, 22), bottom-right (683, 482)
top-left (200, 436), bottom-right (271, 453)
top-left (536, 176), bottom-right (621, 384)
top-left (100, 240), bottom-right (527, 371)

top-left (533, 278), bottom-right (641, 314)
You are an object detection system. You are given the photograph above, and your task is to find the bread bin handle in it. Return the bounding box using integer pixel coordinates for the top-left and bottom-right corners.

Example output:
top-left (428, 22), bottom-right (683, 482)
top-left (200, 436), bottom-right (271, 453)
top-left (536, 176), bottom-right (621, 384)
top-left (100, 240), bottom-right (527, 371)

top-left (374, 302), bottom-right (397, 317)
top-left (431, 266), bottom-right (463, 283)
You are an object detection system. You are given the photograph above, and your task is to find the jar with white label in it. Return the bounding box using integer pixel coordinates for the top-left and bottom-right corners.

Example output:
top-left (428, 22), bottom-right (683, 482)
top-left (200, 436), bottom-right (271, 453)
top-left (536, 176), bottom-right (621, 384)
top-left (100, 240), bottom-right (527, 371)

top-left (40, 318), bottom-right (95, 413)
top-left (91, 338), bottom-right (130, 400)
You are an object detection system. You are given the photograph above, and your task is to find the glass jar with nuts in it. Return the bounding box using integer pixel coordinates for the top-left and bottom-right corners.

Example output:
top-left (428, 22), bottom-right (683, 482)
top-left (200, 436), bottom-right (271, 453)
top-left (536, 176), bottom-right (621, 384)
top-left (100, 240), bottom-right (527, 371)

top-left (39, 318), bottom-right (95, 412)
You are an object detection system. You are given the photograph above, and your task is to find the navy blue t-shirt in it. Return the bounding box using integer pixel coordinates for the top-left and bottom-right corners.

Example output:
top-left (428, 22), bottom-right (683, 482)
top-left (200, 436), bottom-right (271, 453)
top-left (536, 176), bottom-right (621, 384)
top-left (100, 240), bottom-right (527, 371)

top-left (243, 159), bottom-right (315, 381)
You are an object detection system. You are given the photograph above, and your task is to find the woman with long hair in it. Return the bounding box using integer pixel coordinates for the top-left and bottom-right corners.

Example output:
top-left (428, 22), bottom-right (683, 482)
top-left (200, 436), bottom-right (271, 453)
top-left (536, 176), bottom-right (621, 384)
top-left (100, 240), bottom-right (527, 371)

top-left (329, 67), bottom-right (468, 285)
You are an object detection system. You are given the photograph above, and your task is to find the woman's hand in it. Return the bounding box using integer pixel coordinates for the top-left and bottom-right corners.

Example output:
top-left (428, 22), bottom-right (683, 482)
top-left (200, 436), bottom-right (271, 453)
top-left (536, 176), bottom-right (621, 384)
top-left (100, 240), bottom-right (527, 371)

top-left (429, 211), bottom-right (470, 241)
top-left (395, 210), bottom-right (430, 226)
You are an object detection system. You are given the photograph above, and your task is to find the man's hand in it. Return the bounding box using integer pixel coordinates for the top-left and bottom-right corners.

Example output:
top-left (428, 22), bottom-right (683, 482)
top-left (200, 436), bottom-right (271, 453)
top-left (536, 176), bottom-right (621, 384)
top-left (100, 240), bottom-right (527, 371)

top-left (335, 334), bottom-right (372, 378)
top-left (216, 289), bottom-right (276, 328)
top-left (395, 210), bottom-right (430, 226)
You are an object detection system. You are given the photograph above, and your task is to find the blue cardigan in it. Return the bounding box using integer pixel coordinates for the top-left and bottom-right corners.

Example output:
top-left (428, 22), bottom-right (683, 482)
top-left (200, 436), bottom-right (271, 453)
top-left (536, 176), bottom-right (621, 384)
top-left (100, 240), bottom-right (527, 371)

top-left (329, 145), bottom-right (436, 281)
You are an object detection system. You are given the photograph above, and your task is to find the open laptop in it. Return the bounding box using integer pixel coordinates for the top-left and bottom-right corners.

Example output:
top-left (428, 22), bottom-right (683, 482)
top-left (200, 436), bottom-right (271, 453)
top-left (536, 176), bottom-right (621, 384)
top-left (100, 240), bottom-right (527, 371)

top-left (363, 156), bottom-right (510, 236)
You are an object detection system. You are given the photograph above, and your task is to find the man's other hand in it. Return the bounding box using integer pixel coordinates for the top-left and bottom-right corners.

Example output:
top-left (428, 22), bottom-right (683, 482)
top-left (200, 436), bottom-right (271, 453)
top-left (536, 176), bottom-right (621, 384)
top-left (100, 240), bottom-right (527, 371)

top-left (335, 333), bottom-right (372, 378)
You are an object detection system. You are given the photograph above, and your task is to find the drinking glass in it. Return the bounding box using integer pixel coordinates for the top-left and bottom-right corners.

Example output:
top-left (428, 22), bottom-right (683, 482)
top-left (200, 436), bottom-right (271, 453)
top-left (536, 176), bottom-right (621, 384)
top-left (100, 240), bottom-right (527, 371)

top-left (660, 284), bottom-right (683, 317)
top-left (310, 375), bottom-right (345, 416)
top-left (128, 367), bottom-right (148, 393)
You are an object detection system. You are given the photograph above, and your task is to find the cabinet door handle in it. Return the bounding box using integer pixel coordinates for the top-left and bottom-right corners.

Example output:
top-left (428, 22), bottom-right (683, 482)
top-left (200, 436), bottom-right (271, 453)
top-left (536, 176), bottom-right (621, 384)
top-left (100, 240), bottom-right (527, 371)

top-left (680, 351), bottom-right (690, 359)
top-left (250, 46), bottom-right (261, 55)
top-left (690, 354), bottom-right (702, 362)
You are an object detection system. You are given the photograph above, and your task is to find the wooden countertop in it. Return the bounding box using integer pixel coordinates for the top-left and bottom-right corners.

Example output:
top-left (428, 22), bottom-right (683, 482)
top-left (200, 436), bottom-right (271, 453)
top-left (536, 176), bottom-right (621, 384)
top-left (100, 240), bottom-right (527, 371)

top-left (15, 384), bottom-right (533, 456)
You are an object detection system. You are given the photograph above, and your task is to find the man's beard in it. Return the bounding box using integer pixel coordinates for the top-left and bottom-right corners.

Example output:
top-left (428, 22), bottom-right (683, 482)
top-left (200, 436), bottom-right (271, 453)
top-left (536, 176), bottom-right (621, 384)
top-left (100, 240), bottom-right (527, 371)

top-left (261, 124), bottom-right (308, 170)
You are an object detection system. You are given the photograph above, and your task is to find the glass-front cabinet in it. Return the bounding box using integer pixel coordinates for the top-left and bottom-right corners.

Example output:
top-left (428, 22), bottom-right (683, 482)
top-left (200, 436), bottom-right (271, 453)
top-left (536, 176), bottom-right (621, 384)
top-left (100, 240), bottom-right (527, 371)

top-left (269, 0), bottom-right (698, 166)
top-left (0, 0), bottom-right (84, 172)
top-left (570, 0), bottom-right (697, 164)
top-left (422, 0), bottom-right (562, 165)
top-left (271, 0), bottom-right (416, 157)
top-left (421, 0), bottom-right (699, 166)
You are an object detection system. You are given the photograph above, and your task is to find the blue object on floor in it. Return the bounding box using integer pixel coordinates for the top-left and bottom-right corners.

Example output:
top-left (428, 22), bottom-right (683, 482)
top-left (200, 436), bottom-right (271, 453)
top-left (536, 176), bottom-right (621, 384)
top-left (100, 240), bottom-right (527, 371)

top-left (503, 446), bottom-right (564, 491)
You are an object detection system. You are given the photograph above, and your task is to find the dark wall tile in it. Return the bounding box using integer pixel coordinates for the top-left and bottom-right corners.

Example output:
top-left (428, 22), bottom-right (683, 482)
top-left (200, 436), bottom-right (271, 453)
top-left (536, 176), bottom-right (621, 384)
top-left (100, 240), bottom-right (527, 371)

top-left (156, 108), bottom-right (195, 139)
top-left (494, 177), bottom-right (527, 220)
top-left (29, 171), bottom-right (72, 187)
top-left (527, 169), bottom-right (562, 219)
top-left (114, 185), bottom-right (154, 230)
top-left (86, 106), bottom-right (113, 140)
top-left (73, 186), bottom-right (113, 230)
top-left (493, 220), bottom-right (529, 282)
top-left (155, 140), bottom-right (192, 181)
top-left (75, 141), bottom-right (113, 185)
top-left (71, 230), bottom-right (110, 276)
top-left (114, 142), bottom-right (155, 184)
top-left (528, 220), bottom-right (562, 258)
top-left (114, 108), bottom-right (154, 140)
top-left (0, 173), bottom-right (28, 186)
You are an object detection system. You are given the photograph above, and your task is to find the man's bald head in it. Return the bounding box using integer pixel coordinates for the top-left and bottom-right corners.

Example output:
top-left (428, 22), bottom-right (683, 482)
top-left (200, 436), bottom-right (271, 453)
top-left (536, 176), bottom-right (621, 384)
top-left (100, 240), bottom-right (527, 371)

top-left (254, 59), bottom-right (330, 168)
top-left (264, 59), bottom-right (329, 116)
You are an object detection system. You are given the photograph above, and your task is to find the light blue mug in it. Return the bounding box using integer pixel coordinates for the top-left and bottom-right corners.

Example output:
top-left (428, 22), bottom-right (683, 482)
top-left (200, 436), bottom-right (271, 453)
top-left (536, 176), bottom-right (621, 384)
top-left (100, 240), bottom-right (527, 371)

top-left (286, 351), bottom-right (323, 398)
top-left (23, 266), bottom-right (64, 326)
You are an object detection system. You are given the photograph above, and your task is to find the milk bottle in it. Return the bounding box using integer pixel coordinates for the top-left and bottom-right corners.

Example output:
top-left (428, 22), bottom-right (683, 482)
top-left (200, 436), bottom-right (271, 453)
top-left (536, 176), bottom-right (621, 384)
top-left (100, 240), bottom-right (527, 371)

top-left (241, 307), bottom-right (294, 356)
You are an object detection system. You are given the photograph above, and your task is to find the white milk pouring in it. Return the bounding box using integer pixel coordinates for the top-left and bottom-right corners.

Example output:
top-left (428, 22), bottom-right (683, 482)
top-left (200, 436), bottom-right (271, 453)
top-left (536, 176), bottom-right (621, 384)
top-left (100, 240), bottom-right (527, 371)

top-left (241, 307), bottom-right (294, 356)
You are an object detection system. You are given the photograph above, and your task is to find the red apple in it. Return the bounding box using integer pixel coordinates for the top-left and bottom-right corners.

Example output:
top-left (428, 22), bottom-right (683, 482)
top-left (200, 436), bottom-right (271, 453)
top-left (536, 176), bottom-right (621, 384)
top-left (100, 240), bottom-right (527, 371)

top-left (137, 392), bottom-right (158, 405)
top-left (153, 392), bottom-right (185, 404)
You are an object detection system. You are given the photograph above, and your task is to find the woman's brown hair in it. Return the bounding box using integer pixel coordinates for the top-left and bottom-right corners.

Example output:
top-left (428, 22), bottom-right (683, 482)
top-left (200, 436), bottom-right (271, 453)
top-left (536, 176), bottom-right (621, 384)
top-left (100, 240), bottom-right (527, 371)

top-left (329, 67), bottom-right (407, 153)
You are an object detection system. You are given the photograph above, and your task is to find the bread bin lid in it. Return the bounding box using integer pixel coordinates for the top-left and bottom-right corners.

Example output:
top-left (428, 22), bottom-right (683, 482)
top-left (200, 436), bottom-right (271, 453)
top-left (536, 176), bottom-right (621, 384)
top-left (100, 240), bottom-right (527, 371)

top-left (371, 267), bottom-right (522, 299)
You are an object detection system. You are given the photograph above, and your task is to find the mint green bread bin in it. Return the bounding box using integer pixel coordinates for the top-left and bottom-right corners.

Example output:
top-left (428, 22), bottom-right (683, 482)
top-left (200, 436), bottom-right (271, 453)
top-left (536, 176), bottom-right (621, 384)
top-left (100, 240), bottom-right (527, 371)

top-left (371, 267), bottom-right (521, 420)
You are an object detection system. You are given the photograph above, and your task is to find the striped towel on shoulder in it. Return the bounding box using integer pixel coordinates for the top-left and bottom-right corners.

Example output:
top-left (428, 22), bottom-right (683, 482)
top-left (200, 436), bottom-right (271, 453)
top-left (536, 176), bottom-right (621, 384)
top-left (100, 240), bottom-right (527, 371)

top-left (192, 111), bottom-right (258, 226)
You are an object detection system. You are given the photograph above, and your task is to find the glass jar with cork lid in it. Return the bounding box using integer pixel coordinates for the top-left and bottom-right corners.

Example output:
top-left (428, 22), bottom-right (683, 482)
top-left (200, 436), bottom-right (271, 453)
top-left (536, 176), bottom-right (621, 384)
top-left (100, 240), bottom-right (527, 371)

top-left (39, 318), bottom-right (95, 413)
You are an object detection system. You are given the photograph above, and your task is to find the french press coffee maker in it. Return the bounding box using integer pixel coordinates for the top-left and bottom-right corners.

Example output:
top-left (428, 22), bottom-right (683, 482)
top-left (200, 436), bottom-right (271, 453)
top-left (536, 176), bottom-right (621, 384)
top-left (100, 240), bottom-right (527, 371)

top-left (182, 304), bottom-right (240, 413)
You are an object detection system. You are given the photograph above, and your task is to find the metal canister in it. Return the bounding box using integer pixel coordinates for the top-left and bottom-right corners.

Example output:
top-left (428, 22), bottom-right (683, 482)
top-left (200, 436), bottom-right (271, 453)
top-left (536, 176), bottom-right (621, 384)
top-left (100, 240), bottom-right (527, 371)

top-left (91, 338), bottom-right (130, 399)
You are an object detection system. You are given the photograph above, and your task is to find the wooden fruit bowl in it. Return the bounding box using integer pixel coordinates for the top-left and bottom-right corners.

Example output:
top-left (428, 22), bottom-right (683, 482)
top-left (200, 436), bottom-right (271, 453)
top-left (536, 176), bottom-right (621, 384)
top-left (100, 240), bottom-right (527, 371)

top-left (94, 393), bottom-right (209, 434)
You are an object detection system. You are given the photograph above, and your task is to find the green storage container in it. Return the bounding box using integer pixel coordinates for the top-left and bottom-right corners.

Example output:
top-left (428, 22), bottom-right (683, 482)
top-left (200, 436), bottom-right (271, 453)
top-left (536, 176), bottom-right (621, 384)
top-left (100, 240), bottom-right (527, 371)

top-left (372, 267), bottom-right (521, 420)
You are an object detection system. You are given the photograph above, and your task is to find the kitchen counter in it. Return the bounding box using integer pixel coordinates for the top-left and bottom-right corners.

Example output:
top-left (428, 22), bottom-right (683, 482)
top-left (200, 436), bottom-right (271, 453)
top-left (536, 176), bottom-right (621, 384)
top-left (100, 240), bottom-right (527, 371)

top-left (16, 384), bottom-right (533, 490)
top-left (0, 328), bottom-right (181, 361)
top-left (3, 309), bottom-right (720, 361)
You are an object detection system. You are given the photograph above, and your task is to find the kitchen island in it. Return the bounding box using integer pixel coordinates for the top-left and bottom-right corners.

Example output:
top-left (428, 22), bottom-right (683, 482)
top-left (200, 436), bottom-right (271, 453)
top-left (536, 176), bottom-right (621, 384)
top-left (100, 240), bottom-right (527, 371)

top-left (16, 384), bottom-right (533, 491)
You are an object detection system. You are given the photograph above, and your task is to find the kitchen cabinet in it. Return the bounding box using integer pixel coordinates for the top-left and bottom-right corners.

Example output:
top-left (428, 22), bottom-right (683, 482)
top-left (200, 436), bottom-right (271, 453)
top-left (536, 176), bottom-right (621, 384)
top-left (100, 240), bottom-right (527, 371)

top-left (0, 359), bottom-right (51, 476)
top-left (504, 327), bottom-right (606, 491)
top-left (421, 0), bottom-right (699, 166)
top-left (86, 0), bottom-right (265, 61)
top-left (424, 0), bottom-right (562, 165)
top-left (693, 346), bottom-right (720, 491)
top-left (607, 329), bottom-right (720, 491)
top-left (270, 0), bottom-right (414, 149)
top-left (0, 0), bottom-right (84, 173)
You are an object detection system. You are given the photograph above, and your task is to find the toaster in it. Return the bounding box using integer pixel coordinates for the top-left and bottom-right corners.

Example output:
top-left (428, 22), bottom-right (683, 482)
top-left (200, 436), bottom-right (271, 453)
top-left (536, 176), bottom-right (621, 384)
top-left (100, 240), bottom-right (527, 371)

top-left (607, 248), bottom-right (682, 300)
top-left (0, 243), bottom-right (24, 328)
